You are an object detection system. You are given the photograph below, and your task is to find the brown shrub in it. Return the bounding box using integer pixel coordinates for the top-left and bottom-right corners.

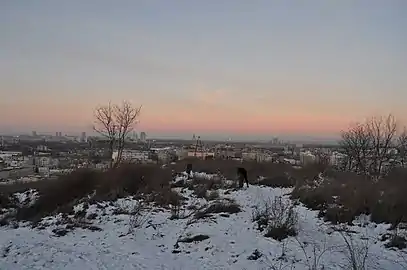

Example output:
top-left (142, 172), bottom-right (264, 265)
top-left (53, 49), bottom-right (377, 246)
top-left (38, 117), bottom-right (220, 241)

top-left (92, 164), bottom-right (170, 201)
top-left (291, 186), bottom-right (333, 211)
top-left (258, 175), bottom-right (294, 188)
top-left (16, 169), bottom-right (102, 221)
top-left (252, 196), bottom-right (298, 241)
top-left (321, 206), bottom-right (355, 225)
top-left (371, 168), bottom-right (407, 225)
top-left (292, 168), bottom-right (407, 226)
top-left (14, 164), bottom-right (175, 222)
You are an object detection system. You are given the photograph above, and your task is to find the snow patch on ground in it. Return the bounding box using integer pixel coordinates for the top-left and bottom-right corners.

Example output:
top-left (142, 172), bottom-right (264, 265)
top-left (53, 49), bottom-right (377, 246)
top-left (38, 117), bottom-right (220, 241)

top-left (1, 184), bottom-right (406, 269)
top-left (173, 171), bottom-right (218, 182)
top-left (12, 189), bottom-right (39, 207)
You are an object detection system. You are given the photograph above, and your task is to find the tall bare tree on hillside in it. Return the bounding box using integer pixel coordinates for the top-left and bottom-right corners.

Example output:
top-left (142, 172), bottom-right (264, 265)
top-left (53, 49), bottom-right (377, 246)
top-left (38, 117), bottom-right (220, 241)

top-left (340, 114), bottom-right (398, 177)
top-left (114, 101), bottom-right (142, 166)
top-left (93, 101), bottom-right (141, 168)
top-left (340, 122), bottom-right (372, 174)
top-left (366, 114), bottom-right (397, 176)
top-left (94, 102), bottom-right (116, 168)
top-left (398, 128), bottom-right (407, 167)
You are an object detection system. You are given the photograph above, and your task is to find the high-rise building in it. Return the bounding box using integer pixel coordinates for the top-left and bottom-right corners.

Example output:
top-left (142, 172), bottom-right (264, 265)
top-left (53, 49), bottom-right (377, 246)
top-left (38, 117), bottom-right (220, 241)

top-left (140, 132), bottom-right (147, 142)
top-left (32, 131), bottom-right (37, 137)
top-left (81, 132), bottom-right (87, 142)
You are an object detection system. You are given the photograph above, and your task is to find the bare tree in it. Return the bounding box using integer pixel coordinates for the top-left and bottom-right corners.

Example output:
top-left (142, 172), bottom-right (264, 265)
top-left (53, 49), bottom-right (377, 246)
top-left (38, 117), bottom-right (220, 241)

top-left (93, 101), bottom-right (141, 168)
top-left (340, 114), bottom-right (398, 177)
top-left (366, 114), bottom-right (397, 176)
top-left (94, 102), bottom-right (117, 168)
top-left (114, 101), bottom-right (142, 167)
top-left (397, 128), bottom-right (407, 167)
top-left (340, 122), bottom-right (372, 174)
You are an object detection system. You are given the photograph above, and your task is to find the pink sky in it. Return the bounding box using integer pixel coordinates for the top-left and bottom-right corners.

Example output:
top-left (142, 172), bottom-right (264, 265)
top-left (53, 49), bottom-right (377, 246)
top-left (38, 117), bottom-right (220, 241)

top-left (1, 1), bottom-right (406, 139)
top-left (0, 86), bottom-right (404, 138)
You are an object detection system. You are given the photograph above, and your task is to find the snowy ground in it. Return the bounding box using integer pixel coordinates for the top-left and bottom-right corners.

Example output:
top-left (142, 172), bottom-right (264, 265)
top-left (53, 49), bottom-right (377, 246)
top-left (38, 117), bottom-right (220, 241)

top-left (1, 176), bottom-right (406, 270)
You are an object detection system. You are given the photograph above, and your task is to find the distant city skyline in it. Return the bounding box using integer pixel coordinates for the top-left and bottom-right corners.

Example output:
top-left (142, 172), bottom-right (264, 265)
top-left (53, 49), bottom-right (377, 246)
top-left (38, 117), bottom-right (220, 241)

top-left (0, 126), bottom-right (340, 144)
top-left (1, 1), bottom-right (406, 139)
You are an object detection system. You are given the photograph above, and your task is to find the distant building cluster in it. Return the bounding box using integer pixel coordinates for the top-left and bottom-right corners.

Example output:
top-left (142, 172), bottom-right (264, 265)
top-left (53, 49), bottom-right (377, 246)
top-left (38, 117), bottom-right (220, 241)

top-left (2, 130), bottom-right (405, 186)
top-left (26, 131), bottom-right (87, 143)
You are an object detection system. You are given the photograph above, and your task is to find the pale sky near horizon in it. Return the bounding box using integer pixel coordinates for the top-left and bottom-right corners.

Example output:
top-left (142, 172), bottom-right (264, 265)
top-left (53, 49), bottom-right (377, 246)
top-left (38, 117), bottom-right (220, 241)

top-left (1, 1), bottom-right (406, 140)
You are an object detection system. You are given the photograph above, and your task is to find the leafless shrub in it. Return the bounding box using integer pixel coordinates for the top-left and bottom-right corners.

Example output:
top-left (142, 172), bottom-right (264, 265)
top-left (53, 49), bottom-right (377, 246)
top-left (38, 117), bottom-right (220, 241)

top-left (253, 196), bottom-right (298, 241)
top-left (294, 237), bottom-right (332, 270)
top-left (128, 201), bottom-right (150, 234)
top-left (262, 241), bottom-right (295, 270)
top-left (338, 230), bottom-right (370, 270)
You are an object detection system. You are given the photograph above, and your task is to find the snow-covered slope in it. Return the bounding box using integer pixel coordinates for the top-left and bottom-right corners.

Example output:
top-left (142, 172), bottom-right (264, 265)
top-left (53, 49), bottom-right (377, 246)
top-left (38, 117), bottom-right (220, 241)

top-left (0, 184), bottom-right (406, 270)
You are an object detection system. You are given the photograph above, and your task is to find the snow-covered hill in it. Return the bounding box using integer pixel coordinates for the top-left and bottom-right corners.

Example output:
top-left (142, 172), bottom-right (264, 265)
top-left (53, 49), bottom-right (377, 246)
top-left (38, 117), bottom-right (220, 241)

top-left (0, 177), bottom-right (406, 270)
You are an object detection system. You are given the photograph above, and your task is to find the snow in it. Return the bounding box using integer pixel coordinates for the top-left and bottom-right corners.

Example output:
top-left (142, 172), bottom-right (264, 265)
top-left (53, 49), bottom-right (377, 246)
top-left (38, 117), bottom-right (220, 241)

top-left (12, 189), bottom-right (39, 207)
top-left (1, 174), bottom-right (407, 269)
top-left (173, 171), bottom-right (217, 183)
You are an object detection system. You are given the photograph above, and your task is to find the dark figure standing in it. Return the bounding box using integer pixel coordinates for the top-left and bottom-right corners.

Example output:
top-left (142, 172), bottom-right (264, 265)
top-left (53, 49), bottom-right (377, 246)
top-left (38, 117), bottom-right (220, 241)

top-left (237, 167), bottom-right (249, 188)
